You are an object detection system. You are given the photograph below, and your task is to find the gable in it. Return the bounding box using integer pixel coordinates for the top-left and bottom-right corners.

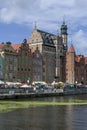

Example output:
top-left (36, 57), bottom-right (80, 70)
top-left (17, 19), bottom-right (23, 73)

top-left (29, 29), bottom-right (43, 44)
top-left (3, 44), bottom-right (15, 52)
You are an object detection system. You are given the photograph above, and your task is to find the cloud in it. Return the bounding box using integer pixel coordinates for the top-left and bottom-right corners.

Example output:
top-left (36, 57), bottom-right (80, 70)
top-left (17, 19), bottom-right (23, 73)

top-left (0, 0), bottom-right (87, 55)
top-left (0, 0), bottom-right (87, 27)
top-left (0, 0), bottom-right (87, 26)
top-left (72, 30), bottom-right (87, 56)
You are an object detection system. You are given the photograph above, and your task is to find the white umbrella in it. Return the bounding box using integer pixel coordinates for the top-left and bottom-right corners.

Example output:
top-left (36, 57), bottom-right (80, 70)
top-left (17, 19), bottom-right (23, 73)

top-left (32, 81), bottom-right (47, 85)
top-left (0, 80), bottom-right (4, 84)
top-left (13, 82), bottom-right (21, 85)
top-left (20, 84), bottom-right (30, 88)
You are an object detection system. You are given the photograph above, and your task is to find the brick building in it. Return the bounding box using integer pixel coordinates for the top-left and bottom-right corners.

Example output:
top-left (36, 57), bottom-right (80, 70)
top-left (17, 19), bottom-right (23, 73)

top-left (29, 21), bottom-right (67, 83)
top-left (12, 39), bottom-right (33, 83)
top-left (29, 27), bottom-right (56, 83)
top-left (66, 44), bottom-right (87, 84)
top-left (75, 55), bottom-right (87, 84)
top-left (29, 22), bottom-right (87, 84)
top-left (32, 46), bottom-right (42, 81)
top-left (0, 21), bottom-right (87, 84)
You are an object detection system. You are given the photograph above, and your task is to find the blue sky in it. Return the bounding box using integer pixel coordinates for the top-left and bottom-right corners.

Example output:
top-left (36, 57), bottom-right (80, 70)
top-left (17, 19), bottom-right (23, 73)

top-left (0, 0), bottom-right (87, 56)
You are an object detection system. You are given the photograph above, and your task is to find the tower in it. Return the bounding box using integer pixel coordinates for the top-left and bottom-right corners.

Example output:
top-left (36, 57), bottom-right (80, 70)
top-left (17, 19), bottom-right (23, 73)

top-left (55, 34), bottom-right (63, 81)
top-left (66, 44), bottom-right (75, 83)
top-left (61, 20), bottom-right (68, 49)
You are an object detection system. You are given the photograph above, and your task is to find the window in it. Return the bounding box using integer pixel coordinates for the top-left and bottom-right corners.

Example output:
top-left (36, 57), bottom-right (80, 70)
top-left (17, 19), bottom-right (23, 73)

top-left (32, 40), bottom-right (34, 43)
top-left (0, 72), bottom-right (3, 77)
top-left (5, 73), bottom-right (8, 78)
top-left (34, 68), bottom-right (37, 73)
top-left (9, 73), bottom-right (13, 79)
top-left (38, 75), bottom-right (40, 80)
top-left (36, 39), bottom-right (38, 42)
top-left (37, 67), bottom-right (41, 73)
top-left (34, 75), bottom-right (36, 80)
top-left (14, 58), bottom-right (17, 62)
top-left (43, 68), bottom-right (45, 72)
top-left (42, 75), bottom-right (45, 81)
top-left (10, 57), bottom-right (13, 62)
top-left (28, 68), bottom-right (30, 71)
top-left (10, 65), bottom-right (13, 71)
top-left (14, 66), bottom-right (17, 71)
top-left (6, 66), bottom-right (8, 70)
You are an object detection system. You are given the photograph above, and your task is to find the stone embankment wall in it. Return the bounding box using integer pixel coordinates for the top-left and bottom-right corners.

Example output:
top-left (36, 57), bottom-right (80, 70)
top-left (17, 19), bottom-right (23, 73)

top-left (0, 87), bottom-right (87, 99)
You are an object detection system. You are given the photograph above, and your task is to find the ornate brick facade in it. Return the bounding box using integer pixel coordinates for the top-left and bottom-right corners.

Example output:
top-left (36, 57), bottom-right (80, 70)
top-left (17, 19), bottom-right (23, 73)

top-left (29, 27), bottom-right (56, 83)
top-left (12, 39), bottom-right (33, 83)
top-left (0, 21), bottom-right (87, 84)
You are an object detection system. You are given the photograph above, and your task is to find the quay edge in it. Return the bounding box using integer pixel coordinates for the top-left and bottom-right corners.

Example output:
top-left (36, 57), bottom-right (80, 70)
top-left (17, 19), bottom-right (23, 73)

top-left (0, 87), bottom-right (87, 99)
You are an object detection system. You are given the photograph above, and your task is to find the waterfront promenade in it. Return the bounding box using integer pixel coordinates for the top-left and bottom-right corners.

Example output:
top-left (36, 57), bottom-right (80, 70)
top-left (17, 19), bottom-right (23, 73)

top-left (0, 86), bottom-right (87, 99)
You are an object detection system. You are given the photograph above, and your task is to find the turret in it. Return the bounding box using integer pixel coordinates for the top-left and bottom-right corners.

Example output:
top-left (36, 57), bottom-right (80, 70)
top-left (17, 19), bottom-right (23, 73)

top-left (61, 20), bottom-right (68, 49)
top-left (68, 44), bottom-right (75, 53)
top-left (66, 44), bottom-right (75, 83)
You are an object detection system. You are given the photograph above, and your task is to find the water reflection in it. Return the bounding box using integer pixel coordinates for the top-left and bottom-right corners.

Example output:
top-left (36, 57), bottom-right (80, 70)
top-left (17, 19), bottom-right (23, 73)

top-left (0, 95), bottom-right (87, 130)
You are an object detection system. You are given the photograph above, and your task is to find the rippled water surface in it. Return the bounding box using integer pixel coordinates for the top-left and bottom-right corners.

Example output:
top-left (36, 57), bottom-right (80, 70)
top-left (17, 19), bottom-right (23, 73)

top-left (0, 95), bottom-right (87, 130)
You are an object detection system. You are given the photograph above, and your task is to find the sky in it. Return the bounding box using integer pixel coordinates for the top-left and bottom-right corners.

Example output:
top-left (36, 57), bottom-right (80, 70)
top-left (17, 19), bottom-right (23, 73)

top-left (0, 0), bottom-right (87, 56)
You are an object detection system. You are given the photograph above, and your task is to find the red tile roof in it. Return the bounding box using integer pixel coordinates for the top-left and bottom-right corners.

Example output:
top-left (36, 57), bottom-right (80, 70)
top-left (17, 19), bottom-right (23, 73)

top-left (75, 56), bottom-right (81, 62)
top-left (68, 44), bottom-right (75, 53)
top-left (75, 55), bottom-right (85, 63)
top-left (12, 44), bottom-right (21, 51)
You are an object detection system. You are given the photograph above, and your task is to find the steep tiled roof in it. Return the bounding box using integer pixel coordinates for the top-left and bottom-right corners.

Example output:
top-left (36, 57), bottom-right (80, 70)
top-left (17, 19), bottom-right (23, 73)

top-left (37, 29), bottom-right (56, 46)
top-left (75, 55), bottom-right (85, 63)
top-left (12, 44), bottom-right (21, 51)
top-left (68, 44), bottom-right (75, 53)
top-left (75, 56), bottom-right (81, 62)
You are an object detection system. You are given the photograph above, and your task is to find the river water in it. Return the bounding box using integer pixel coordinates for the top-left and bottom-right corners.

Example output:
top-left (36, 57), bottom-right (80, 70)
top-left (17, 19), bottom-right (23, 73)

top-left (0, 95), bottom-right (87, 130)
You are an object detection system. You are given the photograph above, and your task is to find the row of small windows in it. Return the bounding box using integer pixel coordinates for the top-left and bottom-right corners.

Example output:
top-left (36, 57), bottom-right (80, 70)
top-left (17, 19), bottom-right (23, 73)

top-left (18, 59), bottom-right (32, 63)
top-left (48, 62), bottom-right (55, 66)
top-left (6, 66), bottom-right (17, 71)
top-left (5, 73), bottom-right (13, 79)
top-left (33, 75), bottom-right (41, 81)
top-left (5, 65), bottom-right (31, 71)
top-left (33, 60), bottom-right (42, 65)
top-left (4, 49), bottom-right (13, 53)
top-left (33, 67), bottom-right (41, 73)
top-left (5, 57), bottom-right (17, 62)
top-left (18, 68), bottom-right (31, 71)
top-left (32, 39), bottom-right (38, 43)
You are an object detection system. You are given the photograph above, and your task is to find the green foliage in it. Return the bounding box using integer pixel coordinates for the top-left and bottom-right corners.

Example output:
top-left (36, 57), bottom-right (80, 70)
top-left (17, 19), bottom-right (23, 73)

top-left (0, 100), bottom-right (87, 113)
